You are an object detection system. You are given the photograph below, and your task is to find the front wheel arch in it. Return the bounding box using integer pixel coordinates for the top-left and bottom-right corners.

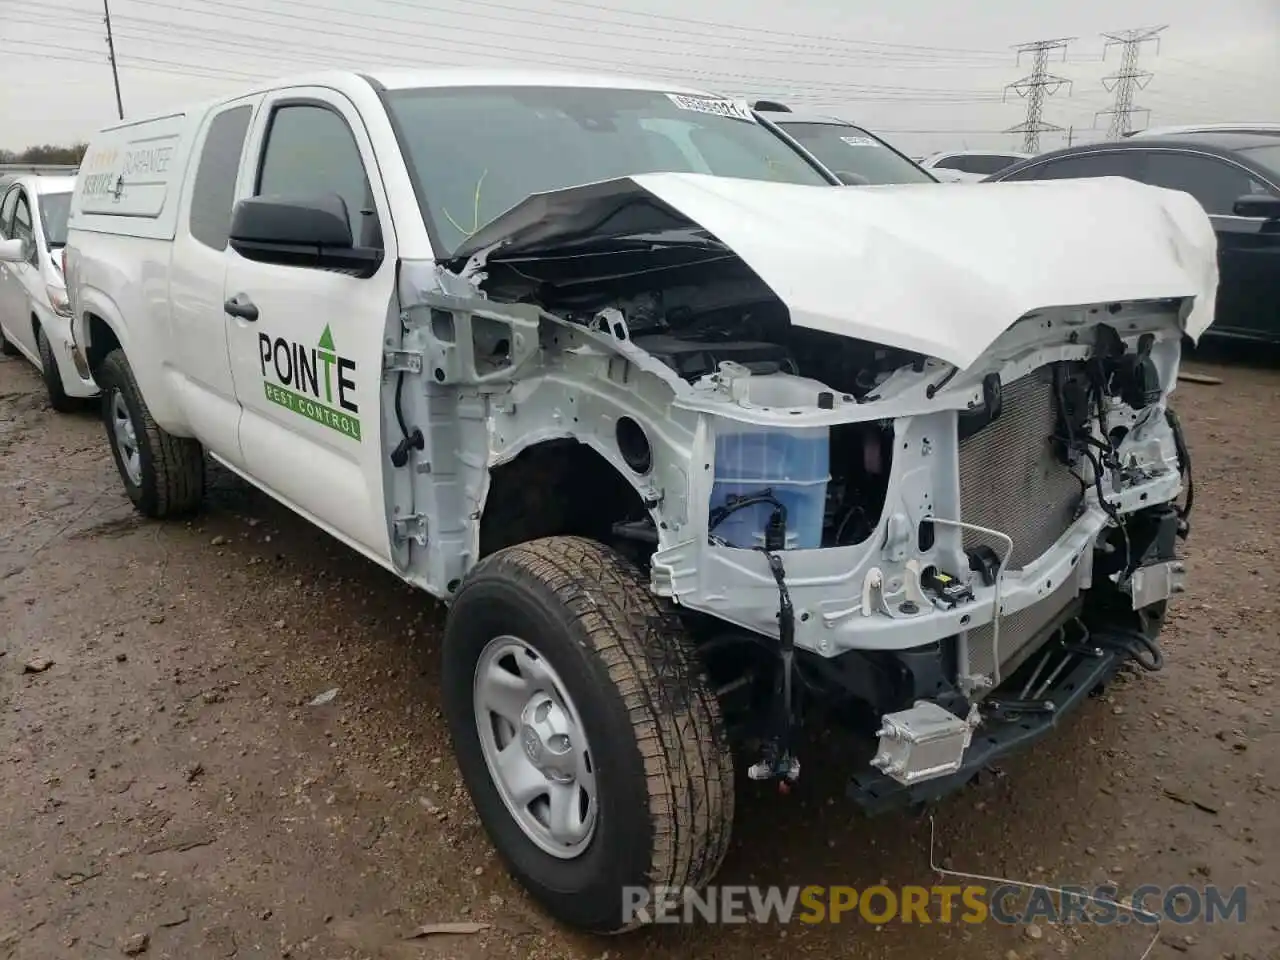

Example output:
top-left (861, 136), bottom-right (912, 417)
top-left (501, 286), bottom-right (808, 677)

top-left (85, 312), bottom-right (122, 381)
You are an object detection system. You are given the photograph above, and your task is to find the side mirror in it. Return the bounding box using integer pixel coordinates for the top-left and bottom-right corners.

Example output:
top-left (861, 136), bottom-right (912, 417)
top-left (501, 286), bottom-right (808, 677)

top-left (229, 194), bottom-right (382, 276)
top-left (1232, 194), bottom-right (1280, 220)
top-left (0, 238), bottom-right (26, 262)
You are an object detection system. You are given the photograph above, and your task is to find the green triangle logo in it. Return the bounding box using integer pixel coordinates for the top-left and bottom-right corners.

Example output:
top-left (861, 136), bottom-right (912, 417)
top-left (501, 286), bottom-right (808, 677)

top-left (318, 325), bottom-right (335, 352)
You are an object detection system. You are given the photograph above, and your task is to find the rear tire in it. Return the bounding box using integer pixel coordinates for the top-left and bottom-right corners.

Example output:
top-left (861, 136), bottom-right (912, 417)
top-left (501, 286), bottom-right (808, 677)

top-left (97, 348), bottom-right (205, 518)
top-left (442, 536), bottom-right (734, 933)
top-left (36, 324), bottom-right (76, 413)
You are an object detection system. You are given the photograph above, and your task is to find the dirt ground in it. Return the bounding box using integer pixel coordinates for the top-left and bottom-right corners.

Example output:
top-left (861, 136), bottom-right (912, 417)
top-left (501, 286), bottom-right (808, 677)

top-left (1, 344), bottom-right (1276, 960)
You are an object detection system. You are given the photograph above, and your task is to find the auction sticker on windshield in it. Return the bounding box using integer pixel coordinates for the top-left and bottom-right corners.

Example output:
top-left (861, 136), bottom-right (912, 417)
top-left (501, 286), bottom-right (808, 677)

top-left (840, 136), bottom-right (882, 147)
top-left (666, 94), bottom-right (756, 123)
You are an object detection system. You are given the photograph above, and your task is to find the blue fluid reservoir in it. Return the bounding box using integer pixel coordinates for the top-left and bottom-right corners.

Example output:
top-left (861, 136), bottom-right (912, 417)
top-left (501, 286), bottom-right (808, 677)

top-left (710, 420), bottom-right (830, 550)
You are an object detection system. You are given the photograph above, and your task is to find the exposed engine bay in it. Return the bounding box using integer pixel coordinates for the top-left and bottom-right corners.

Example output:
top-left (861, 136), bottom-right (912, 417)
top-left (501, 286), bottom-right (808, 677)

top-left (479, 247), bottom-right (928, 550)
top-left (391, 170), bottom-right (1212, 812)
top-left (482, 247), bottom-right (921, 399)
top-left (464, 246), bottom-right (1195, 793)
top-left (479, 244), bottom-right (1186, 559)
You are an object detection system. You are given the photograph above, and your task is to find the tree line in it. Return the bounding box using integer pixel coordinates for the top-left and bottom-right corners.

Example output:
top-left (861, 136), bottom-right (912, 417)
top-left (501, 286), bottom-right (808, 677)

top-left (0, 143), bottom-right (88, 165)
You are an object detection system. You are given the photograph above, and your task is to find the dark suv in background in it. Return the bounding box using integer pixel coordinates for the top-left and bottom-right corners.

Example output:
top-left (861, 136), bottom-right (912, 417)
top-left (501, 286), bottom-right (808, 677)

top-left (988, 131), bottom-right (1280, 345)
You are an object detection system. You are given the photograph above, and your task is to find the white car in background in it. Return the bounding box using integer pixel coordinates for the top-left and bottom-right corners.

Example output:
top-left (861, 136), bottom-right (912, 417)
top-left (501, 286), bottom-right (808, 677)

top-left (0, 175), bottom-right (99, 411)
top-left (919, 150), bottom-right (1031, 182)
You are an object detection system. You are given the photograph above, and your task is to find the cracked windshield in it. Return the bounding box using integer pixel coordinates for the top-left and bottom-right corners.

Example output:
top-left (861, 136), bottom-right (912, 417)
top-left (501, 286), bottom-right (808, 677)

top-left (386, 85), bottom-right (829, 254)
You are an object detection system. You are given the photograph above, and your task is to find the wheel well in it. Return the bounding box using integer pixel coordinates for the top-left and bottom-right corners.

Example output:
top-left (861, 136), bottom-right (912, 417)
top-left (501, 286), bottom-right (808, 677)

top-left (478, 440), bottom-right (649, 561)
top-left (85, 313), bottom-right (120, 377)
top-left (30, 312), bottom-right (41, 343)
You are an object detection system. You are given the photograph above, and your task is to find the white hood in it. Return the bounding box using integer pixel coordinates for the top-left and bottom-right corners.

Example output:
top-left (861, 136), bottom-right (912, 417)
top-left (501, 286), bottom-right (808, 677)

top-left (456, 173), bottom-right (1219, 369)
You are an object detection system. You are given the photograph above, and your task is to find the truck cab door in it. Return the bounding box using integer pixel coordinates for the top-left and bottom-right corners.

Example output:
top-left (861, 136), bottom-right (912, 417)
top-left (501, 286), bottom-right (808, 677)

top-left (222, 87), bottom-right (398, 562)
top-left (170, 93), bottom-right (263, 465)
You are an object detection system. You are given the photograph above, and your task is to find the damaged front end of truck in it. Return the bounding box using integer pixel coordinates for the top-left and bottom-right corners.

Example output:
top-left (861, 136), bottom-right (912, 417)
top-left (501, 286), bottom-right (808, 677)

top-left (385, 170), bottom-right (1216, 811)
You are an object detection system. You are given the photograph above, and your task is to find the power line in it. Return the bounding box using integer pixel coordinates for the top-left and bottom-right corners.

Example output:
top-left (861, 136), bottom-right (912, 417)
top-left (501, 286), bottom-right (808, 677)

top-left (2, 0), bottom-right (1011, 69)
top-left (1003, 37), bottom-right (1074, 153)
top-left (0, 28), bottom-right (1003, 109)
top-left (27, 0), bottom-right (1011, 102)
top-left (1095, 26), bottom-right (1166, 139)
top-left (0, 41), bottom-right (273, 83)
top-left (502, 0), bottom-right (1014, 58)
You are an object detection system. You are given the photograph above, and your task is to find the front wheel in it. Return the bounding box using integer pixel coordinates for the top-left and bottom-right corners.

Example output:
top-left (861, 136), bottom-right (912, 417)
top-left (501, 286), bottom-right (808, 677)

top-left (96, 349), bottom-right (205, 518)
top-left (36, 324), bottom-right (76, 413)
top-left (442, 536), bottom-right (735, 933)
top-left (0, 323), bottom-right (18, 357)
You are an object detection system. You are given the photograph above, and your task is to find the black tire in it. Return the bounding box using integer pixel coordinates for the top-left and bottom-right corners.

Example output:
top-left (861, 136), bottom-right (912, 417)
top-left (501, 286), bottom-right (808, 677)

top-left (442, 536), bottom-right (734, 933)
top-left (97, 348), bottom-right (205, 518)
top-left (1139, 599), bottom-right (1168, 640)
top-left (35, 324), bottom-right (76, 413)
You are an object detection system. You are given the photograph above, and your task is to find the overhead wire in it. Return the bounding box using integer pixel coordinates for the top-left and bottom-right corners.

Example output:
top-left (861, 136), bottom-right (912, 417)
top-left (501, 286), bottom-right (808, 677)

top-left (0, 0), bottom-right (1025, 101)
top-left (110, 0), bottom-right (1014, 100)
top-left (0, 0), bottom-right (1261, 143)
top-left (0, 40), bottom-right (274, 82)
top-left (2, 0), bottom-right (1013, 70)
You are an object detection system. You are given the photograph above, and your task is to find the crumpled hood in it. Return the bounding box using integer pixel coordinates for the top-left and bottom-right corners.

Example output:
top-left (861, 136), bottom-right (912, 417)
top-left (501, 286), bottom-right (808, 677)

top-left (455, 172), bottom-right (1219, 369)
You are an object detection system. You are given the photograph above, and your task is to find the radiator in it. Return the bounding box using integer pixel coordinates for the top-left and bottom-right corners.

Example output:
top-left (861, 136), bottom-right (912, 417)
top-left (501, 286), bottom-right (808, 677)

top-left (964, 576), bottom-right (1083, 684)
top-left (957, 364), bottom-right (1087, 684)
top-left (958, 365), bottom-right (1084, 571)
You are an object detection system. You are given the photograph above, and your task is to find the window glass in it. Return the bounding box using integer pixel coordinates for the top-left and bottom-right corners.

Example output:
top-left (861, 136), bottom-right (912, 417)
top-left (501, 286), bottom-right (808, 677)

top-left (0, 187), bottom-right (18, 237)
top-left (384, 86), bottom-right (829, 255)
top-left (1002, 152), bottom-right (1145, 182)
top-left (190, 104), bottom-right (253, 250)
top-left (1142, 151), bottom-right (1275, 215)
top-left (38, 192), bottom-right (72, 247)
top-left (256, 103), bottom-right (381, 249)
top-left (12, 193), bottom-right (33, 247)
top-left (776, 122), bottom-right (934, 185)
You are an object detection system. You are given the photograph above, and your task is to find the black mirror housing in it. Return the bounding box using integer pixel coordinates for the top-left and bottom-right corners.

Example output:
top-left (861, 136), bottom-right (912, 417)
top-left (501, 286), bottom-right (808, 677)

top-left (1232, 193), bottom-right (1280, 219)
top-left (229, 194), bottom-right (381, 276)
top-left (231, 193), bottom-right (352, 247)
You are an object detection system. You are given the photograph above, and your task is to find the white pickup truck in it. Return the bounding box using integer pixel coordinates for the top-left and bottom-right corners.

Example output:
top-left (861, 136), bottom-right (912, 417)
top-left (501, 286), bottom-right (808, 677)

top-left (64, 68), bottom-right (1215, 933)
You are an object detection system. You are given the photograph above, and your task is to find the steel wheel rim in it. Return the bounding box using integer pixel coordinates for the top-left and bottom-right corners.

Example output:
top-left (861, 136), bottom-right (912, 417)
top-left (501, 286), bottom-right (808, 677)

top-left (110, 389), bottom-right (142, 486)
top-left (473, 635), bottom-right (598, 859)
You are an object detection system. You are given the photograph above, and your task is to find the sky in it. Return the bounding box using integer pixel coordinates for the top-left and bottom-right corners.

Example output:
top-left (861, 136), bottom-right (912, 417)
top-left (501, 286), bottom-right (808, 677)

top-left (0, 0), bottom-right (1276, 157)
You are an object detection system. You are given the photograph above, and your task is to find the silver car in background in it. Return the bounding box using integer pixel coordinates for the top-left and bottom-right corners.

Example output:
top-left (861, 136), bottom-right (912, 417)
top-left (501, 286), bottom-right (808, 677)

top-left (752, 102), bottom-right (942, 186)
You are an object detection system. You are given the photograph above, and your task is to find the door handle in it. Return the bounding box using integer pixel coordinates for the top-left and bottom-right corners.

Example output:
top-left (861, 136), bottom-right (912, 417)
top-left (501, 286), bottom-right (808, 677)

top-left (224, 293), bottom-right (259, 322)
